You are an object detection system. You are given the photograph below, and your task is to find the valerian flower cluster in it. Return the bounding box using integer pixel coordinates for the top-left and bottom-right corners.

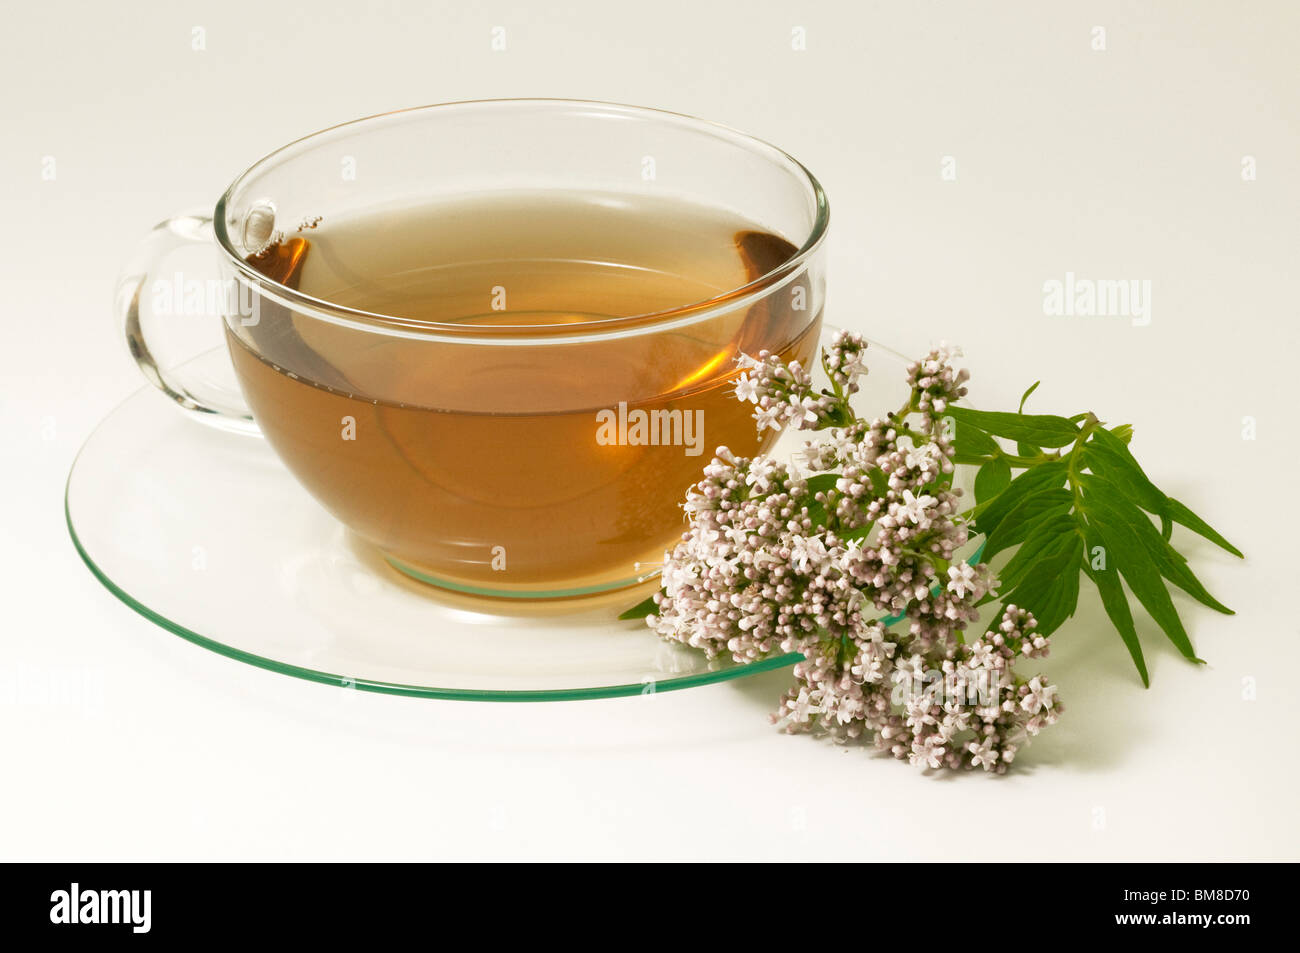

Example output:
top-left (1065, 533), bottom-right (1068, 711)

top-left (646, 331), bottom-right (1061, 773)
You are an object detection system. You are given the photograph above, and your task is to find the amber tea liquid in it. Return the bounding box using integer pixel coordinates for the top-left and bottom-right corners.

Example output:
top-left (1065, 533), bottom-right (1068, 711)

top-left (226, 192), bottom-right (821, 595)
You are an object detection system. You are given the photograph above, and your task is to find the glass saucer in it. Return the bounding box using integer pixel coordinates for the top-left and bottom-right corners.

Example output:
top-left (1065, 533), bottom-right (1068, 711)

top-left (67, 340), bottom-right (922, 701)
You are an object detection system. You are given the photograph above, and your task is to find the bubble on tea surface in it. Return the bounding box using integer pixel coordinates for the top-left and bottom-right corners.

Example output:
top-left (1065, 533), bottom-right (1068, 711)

top-left (241, 201), bottom-right (277, 256)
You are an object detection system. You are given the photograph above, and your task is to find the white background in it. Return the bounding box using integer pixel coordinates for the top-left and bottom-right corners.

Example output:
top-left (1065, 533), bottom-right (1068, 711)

top-left (3, 1), bottom-right (1296, 860)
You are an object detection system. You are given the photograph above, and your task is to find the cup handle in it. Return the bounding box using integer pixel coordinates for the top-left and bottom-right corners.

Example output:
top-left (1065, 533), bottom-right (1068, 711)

top-left (116, 212), bottom-right (259, 435)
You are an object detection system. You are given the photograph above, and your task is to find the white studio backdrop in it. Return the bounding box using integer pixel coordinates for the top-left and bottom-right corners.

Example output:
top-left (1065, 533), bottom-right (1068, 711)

top-left (1, 1), bottom-right (1295, 860)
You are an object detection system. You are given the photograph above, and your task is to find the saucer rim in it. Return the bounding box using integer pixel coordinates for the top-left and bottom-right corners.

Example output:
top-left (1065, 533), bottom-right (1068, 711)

top-left (63, 390), bottom-right (802, 702)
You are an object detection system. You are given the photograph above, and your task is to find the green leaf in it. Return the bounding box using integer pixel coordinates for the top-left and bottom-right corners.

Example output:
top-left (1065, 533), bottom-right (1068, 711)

top-left (1085, 428), bottom-right (1241, 559)
top-left (1100, 498), bottom-right (1176, 560)
top-left (800, 473), bottom-right (842, 527)
top-left (1001, 534), bottom-right (1082, 635)
top-left (1081, 528), bottom-right (1150, 687)
top-left (996, 514), bottom-right (1078, 591)
top-left (974, 456), bottom-right (1011, 504)
top-left (804, 473), bottom-right (840, 496)
top-left (619, 594), bottom-right (659, 620)
top-left (1157, 555), bottom-right (1233, 615)
top-left (974, 459), bottom-right (1070, 539)
top-left (1165, 497), bottom-right (1243, 558)
top-left (1082, 432), bottom-right (1167, 515)
top-left (946, 405), bottom-right (1081, 448)
top-left (1017, 442), bottom-right (1040, 458)
top-left (952, 418), bottom-right (999, 464)
top-left (981, 487), bottom-right (1073, 560)
top-left (1018, 381), bottom-right (1040, 414)
top-left (838, 524), bottom-right (873, 543)
top-left (1086, 502), bottom-right (1201, 663)
top-left (945, 389), bottom-right (1239, 686)
top-left (1079, 477), bottom-right (1232, 615)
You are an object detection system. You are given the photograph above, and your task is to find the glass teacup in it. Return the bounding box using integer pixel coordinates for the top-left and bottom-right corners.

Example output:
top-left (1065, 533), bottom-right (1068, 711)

top-left (118, 100), bottom-right (828, 598)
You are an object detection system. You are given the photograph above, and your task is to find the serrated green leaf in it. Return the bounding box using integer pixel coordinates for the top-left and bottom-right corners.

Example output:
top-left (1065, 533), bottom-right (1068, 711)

top-left (974, 456), bottom-right (1012, 504)
top-left (1001, 533), bottom-right (1082, 635)
top-left (996, 515), bottom-right (1078, 591)
top-left (953, 418), bottom-right (998, 463)
top-left (1085, 430), bottom-right (1241, 559)
top-left (1157, 555), bottom-right (1232, 614)
top-left (946, 405), bottom-right (1081, 448)
top-left (1082, 443), bottom-right (1166, 515)
top-left (1085, 427), bottom-right (1167, 514)
top-left (1081, 529), bottom-right (1150, 686)
top-left (619, 593), bottom-right (659, 620)
top-left (981, 487), bottom-right (1073, 560)
top-left (1079, 480), bottom-right (1233, 615)
top-left (1086, 505), bottom-right (1201, 662)
top-left (974, 459), bottom-right (1070, 539)
top-left (1165, 497), bottom-right (1243, 558)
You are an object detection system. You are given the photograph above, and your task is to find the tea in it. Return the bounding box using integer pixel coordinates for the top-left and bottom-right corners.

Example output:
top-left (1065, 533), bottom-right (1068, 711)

top-left (226, 191), bottom-right (821, 594)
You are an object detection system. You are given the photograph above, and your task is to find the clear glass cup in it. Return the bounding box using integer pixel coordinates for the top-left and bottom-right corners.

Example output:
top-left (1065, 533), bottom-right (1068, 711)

top-left (117, 100), bottom-right (829, 599)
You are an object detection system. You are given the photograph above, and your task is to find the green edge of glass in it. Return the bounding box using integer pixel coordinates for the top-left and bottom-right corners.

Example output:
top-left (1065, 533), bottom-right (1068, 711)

top-left (66, 455), bottom-right (985, 702)
top-left (64, 478), bottom-right (802, 702)
top-left (385, 555), bottom-right (648, 599)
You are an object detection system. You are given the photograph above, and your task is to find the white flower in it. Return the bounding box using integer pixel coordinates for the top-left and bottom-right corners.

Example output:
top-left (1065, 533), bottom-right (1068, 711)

top-left (905, 696), bottom-right (938, 730)
top-left (734, 373), bottom-right (760, 403)
top-left (947, 562), bottom-right (979, 599)
top-left (754, 405), bottom-right (783, 432)
top-left (967, 738), bottom-right (999, 770)
top-left (746, 457), bottom-right (776, 492)
top-left (852, 653), bottom-right (885, 684)
top-left (794, 442), bottom-right (827, 471)
top-left (910, 739), bottom-right (945, 769)
top-left (646, 336), bottom-right (1059, 773)
top-left (904, 442), bottom-right (938, 471)
top-left (789, 535), bottom-right (829, 573)
top-left (966, 640), bottom-right (998, 669)
top-left (841, 352), bottom-right (866, 378)
top-left (1020, 676), bottom-right (1058, 714)
top-left (896, 489), bottom-right (937, 526)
